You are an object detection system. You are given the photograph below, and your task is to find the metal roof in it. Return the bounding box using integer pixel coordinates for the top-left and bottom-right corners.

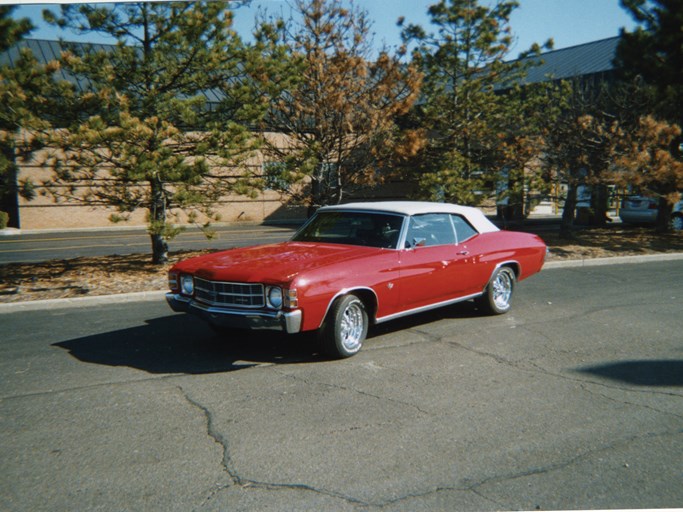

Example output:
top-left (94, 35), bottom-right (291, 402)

top-left (514, 36), bottom-right (620, 85)
top-left (2, 36), bottom-right (621, 99)
top-left (0, 38), bottom-right (114, 91)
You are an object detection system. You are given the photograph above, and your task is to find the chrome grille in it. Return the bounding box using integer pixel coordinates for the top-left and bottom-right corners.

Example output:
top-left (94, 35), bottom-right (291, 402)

top-left (194, 278), bottom-right (264, 308)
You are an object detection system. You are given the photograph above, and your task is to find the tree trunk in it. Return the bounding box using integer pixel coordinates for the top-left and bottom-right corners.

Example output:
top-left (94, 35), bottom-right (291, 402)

top-left (590, 184), bottom-right (610, 227)
top-left (150, 178), bottom-right (169, 264)
top-left (308, 177), bottom-right (322, 218)
top-left (560, 183), bottom-right (577, 239)
top-left (0, 138), bottom-right (21, 229)
top-left (151, 232), bottom-right (169, 264)
top-left (655, 196), bottom-right (672, 234)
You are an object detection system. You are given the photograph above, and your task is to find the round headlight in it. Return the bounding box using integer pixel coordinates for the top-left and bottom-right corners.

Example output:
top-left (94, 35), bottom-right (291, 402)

top-left (267, 287), bottom-right (283, 309)
top-left (180, 274), bottom-right (194, 295)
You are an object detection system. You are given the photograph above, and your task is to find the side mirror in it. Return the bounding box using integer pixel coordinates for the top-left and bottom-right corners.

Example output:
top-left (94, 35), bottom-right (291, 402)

top-left (408, 237), bottom-right (427, 249)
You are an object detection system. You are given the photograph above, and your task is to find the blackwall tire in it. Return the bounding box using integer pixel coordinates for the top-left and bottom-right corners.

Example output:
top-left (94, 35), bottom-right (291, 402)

top-left (321, 294), bottom-right (368, 358)
top-left (478, 266), bottom-right (515, 315)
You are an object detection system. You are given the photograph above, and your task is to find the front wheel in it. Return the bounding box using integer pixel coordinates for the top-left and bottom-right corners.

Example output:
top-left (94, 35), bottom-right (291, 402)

top-left (320, 294), bottom-right (368, 358)
top-left (672, 214), bottom-right (683, 231)
top-left (477, 266), bottom-right (515, 315)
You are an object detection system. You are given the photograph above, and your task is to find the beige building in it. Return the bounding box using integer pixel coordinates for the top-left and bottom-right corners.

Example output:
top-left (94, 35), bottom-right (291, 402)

top-left (15, 131), bottom-right (413, 230)
top-left (17, 145), bottom-right (308, 231)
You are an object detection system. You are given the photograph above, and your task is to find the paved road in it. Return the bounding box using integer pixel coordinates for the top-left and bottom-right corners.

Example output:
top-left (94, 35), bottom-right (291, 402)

top-left (1, 261), bottom-right (682, 511)
top-left (0, 224), bottom-right (298, 264)
top-left (0, 216), bottom-right (570, 264)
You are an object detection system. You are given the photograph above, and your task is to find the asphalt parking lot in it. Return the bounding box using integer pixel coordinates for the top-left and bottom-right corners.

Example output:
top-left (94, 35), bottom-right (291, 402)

top-left (1, 260), bottom-right (682, 511)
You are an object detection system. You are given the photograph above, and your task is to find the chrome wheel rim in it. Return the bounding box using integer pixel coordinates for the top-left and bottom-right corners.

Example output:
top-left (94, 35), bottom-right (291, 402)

top-left (492, 270), bottom-right (513, 309)
top-left (340, 302), bottom-right (364, 352)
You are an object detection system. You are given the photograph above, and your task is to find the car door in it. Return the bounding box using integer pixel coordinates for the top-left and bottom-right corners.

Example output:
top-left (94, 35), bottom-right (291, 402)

top-left (398, 213), bottom-right (474, 310)
top-left (449, 213), bottom-right (488, 296)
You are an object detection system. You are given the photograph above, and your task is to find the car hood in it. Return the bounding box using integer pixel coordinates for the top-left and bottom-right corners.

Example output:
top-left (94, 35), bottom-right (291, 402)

top-left (172, 242), bottom-right (381, 284)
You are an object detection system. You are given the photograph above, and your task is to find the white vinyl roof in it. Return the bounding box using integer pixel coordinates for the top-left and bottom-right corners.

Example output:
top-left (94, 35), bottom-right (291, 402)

top-left (320, 201), bottom-right (499, 234)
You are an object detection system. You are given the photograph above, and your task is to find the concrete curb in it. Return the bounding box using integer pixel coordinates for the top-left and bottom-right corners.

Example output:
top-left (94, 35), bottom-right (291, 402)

top-left (1, 252), bottom-right (683, 313)
top-left (0, 290), bottom-right (166, 314)
top-left (543, 251), bottom-right (683, 269)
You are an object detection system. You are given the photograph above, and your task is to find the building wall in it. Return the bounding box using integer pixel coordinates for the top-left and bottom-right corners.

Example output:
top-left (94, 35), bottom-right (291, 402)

top-left (18, 190), bottom-right (309, 229)
top-left (15, 131), bottom-right (414, 230)
top-left (16, 141), bottom-right (309, 230)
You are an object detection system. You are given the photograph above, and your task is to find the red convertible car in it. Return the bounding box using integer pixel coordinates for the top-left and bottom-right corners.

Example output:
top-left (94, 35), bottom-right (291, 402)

top-left (167, 202), bottom-right (547, 358)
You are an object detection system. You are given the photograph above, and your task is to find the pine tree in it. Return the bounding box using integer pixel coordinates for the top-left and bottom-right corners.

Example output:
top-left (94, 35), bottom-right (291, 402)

top-left (400, 0), bottom-right (544, 205)
top-left (494, 81), bottom-right (562, 223)
top-left (42, 2), bottom-right (283, 263)
top-left (258, 0), bottom-right (422, 213)
top-left (539, 79), bottom-right (628, 237)
top-left (614, 0), bottom-right (683, 232)
top-left (0, 7), bottom-right (61, 228)
top-left (616, 0), bottom-right (683, 128)
top-left (615, 116), bottom-right (683, 232)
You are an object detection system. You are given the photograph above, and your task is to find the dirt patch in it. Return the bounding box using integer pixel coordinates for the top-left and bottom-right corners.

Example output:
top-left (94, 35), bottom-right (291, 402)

top-left (1, 225), bottom-right (682, 303)
top-left (0, 250), bottom-right (212, 303)
top-left (538, 225), bottom-right (683, 259)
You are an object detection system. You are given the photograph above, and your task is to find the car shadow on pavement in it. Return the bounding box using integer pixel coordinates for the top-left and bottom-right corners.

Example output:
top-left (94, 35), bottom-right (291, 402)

top-left (369, 299), bottom-right (486, 337)
top-left (577, 360), bottom-right (683, 387)
top-left (53, 314), bottom-right (326, 375)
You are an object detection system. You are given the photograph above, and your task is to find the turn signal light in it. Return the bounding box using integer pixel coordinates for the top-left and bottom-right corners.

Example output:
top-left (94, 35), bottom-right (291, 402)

top-left (168, 271), bottom-right (178, 291)
top-left (285, 289), bottom-right (298, 308)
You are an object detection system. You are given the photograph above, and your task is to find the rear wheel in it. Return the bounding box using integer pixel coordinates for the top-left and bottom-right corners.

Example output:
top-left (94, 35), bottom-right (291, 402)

top-left (672, 214), bottom-right (683, 231)
top-left (477, 266), bottom-right (515, 315)
top-left (320, 294), bottom-right (368, 358)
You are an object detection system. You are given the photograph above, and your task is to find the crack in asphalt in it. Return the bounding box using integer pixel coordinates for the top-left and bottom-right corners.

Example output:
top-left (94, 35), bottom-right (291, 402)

top-left (172, 324), bottom-right (682, 510)
top-left (174, 369), bottom-right (507, 510)
top-left (522, 359), bottom-right (683, 403)
top-left (176, 385), bottom-right (237, 482)
top-left (272, 367), bottom-right (432, 416)
top-left (466, 427), bottom-right (683, 492)
top-left (372, 484), bottom-right (505, 510)
top-left (408, 327), bottom-right (528, 371)
top-left (366, 325), bottom-right (683, 509)
top-left (408, 325), bottom-right (683, 427)
top-left (0, 373), bottom-right (182, 402)
top-left (176, 384), bottom-right (372, 508)
top-left (376, 427), bottom-right (683, 510)
top-left (576, 382), bottom-right (683, 421)
top-left (410, 324), bottom-right (683, 403)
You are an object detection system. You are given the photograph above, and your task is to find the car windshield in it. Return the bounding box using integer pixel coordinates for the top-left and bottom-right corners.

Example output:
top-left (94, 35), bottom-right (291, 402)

top-left (292, 211), bottom-right (405, 249)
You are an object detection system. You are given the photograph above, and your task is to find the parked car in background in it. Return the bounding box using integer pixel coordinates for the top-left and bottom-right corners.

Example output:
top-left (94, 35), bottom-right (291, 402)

top-left (167, 202), bottom-right (547, 358)
top-left (619, 195), bottom-right (683, 230)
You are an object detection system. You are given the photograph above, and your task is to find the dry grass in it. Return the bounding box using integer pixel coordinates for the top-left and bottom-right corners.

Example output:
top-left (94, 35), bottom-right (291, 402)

top-left (0, 250), bottom-right (212, 303)
top-left (540, 225), bottom-right (683, 259)
top-left (1, 225), bottom-right (682, 303)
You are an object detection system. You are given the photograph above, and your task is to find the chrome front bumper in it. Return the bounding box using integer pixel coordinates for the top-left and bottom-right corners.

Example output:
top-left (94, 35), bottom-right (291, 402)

top-left (166, 293), bottom-right (302, 334)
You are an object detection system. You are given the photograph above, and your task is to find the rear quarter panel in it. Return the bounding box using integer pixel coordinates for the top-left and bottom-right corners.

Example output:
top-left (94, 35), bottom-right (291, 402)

top-left (470, 231), bottom-right (546, 283)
